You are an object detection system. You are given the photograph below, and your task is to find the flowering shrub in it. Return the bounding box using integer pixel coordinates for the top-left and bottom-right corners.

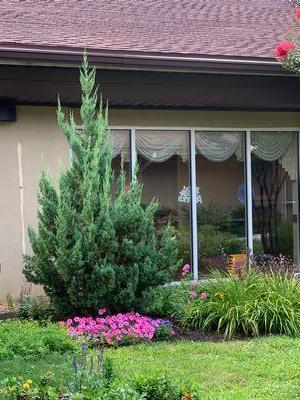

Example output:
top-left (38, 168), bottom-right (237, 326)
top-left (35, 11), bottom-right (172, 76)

top-left (0, 374), bottom-right (58, 400)
top-left (274, 39), bottom-right (296, 61)
top-left (275, 3), bottom-right (300, 72)
top-left (63, 311), bottom-right (171, 346)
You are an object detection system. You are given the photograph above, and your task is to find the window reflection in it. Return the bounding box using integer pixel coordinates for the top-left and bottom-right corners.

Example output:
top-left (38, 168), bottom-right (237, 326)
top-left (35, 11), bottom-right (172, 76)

top-left (251, 132), bottom-right (299, 262)
top-left (195, 131), bottom-right (246, 274)
top-left (136, 130), bottom-right (191, 275)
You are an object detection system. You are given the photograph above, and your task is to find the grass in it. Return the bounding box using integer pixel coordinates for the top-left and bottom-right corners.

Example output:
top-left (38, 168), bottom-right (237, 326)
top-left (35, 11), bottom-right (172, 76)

top-left (1, 337), bottom-right (300, 399)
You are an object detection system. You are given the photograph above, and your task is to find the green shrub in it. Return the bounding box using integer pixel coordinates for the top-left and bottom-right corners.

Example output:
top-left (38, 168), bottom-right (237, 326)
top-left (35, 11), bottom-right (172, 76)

top-left (177, 225), bottom-right (190, 268)
top-left (276, 221), bottom-right (293, 257)
top-left (133, 376), bottom-right (200, 400)
top-left (174, 269), bottom-right (300, 338)
top-left (153, 323), bottom-right (174, 341)
top-left (23, 55), bottom-right (180, 316)
top-left (199, 224), bottom-right (244, 258)
top-left (197, 204), bottom-right (232, 232)
top-left (104, 384), bottom-right (143, 400)
top-left (140, 284), bottom-right (188, 317)
top-left (0, 320), bottom-right (75, 360)
top-left (17, 296), bottom-right (54, 321)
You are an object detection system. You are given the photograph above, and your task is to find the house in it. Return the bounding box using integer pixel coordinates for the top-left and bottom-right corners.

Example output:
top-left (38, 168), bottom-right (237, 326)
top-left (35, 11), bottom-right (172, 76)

top-left (0, 0), bottom-right (300, 299)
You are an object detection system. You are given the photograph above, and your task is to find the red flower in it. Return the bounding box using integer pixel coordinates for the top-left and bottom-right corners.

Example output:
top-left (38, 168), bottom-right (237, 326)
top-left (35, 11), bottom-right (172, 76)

top-left (295, 8), bottom-right (300, 19)
top-left (274, 40), bottom-right (296, 61)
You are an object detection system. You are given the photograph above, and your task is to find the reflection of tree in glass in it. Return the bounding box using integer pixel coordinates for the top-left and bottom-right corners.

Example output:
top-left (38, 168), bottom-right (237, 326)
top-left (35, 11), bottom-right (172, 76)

top-left (252, 158), bottom-right (287, 255)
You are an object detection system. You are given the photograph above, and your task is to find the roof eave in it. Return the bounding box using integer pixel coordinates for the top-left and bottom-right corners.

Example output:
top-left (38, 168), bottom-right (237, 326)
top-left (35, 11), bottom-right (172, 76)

top-left (0, 44), bottom-right (292, 76)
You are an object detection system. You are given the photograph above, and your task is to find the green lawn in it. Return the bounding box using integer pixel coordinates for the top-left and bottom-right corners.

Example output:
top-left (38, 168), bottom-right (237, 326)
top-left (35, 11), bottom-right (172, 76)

top-left (2, 337), bottom-right (300, 399)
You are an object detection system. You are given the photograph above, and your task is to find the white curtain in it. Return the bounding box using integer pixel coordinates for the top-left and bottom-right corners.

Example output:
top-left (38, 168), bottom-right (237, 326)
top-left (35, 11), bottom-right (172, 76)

top-left (136, 130), bottom-right (188, 162)
top-left (120, 129), bottom-right (297, 180)
top-left (251, 132), bottom-right (292, 161)
top-left (195, 131), bottom-right (243, 162)
top-left (194, 131), bottom-right (296, 180)
top-left (111, 130), bottom-right (130, 159)
top-left (251, 132), bottom-right (296, 180)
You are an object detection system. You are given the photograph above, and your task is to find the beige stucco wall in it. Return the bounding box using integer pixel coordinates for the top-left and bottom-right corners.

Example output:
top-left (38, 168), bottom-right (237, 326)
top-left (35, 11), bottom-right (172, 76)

top-left (108, 109), bottom-right (300, 128)
top-left (0, 107), bottom-right (69, 300)
top-left (0, 106), bottom-right (300, 300)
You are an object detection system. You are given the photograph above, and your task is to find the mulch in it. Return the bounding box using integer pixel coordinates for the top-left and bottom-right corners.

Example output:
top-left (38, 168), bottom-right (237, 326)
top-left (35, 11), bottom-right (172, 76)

top-left (172, 326), bottom-right (248, 342)
top-left (0, 304), bottom-right (16, 319)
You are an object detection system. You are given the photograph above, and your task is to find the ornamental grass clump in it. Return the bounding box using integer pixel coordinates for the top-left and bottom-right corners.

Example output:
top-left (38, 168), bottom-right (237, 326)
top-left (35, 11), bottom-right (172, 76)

top-left (174, 268), bottom-right (300, 339)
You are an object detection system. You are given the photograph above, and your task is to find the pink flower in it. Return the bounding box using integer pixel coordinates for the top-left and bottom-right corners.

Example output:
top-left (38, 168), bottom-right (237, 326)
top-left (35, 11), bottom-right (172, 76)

top-left (296, 8), bottom-right (300, 19)
top-left (200, 292), bottom-right (208, 300)
top-left (64, 312), bottom-right (168, 346)
top-left (189, 291), bottom-right (197, 300)
top-left (98, 308), bottom-right (107, 315)
top-left (182, 264), bottom-right (191, 277)
top-left (274, 40), bottom-right (296, 61)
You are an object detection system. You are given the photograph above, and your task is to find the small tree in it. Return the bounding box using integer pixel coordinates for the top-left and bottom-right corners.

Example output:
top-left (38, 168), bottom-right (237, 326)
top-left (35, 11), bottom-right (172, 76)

top-left (24, 55), bottom-right (180, 316)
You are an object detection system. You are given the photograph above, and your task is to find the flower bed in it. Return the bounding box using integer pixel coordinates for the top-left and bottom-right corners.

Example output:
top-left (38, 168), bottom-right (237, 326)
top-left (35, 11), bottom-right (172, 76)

top-left (62, 310), bottom-right (173, 346)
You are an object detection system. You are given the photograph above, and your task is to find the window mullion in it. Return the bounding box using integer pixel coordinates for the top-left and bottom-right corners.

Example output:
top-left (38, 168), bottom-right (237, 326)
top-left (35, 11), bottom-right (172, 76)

top-left (130, 128), bottom-right (136, 181)
top-left (190, 129), bottom-right (198, 280)
top-left (245, 129), bottom-right (253, 254)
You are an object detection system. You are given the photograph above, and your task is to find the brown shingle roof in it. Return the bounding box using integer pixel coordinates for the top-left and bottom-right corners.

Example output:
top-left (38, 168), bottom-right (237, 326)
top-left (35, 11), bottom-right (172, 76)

top-left (0, 0), bottom-right (294, 60)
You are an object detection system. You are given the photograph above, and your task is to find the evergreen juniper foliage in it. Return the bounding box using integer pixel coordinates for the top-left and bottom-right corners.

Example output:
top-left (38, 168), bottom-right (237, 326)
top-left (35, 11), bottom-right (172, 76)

top-left (23, 55), bottom-right (180, 316)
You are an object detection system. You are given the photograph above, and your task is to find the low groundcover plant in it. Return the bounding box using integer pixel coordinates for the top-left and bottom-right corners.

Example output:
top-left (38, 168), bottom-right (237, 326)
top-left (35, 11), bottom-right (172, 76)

top-left (62, 310), bottom-right (173, 346)
top-left (0, 319), bottom-right (75, 361)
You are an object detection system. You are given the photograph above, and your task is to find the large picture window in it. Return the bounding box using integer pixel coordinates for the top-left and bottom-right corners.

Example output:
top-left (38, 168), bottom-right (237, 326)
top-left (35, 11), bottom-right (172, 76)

top-left (110, 127), bottom-right (300, 278)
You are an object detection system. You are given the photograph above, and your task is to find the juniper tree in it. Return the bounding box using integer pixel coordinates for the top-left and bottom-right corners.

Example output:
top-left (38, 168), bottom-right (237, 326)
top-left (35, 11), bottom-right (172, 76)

top-left (23, 55), bottom-right (180, 316)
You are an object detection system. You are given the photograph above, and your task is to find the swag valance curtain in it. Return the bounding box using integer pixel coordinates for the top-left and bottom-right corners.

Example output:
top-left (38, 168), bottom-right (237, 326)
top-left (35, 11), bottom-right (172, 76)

top-left (135, 130), bottom-right (189, 162)
top-left (251, 132), bottom-right (296, 180)
top-left (195, 131), bottom-right (243, 162)
top-left (195, 131), bottom-right (296, 180)
top-left (111, 129), bottom-right (297, 180)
